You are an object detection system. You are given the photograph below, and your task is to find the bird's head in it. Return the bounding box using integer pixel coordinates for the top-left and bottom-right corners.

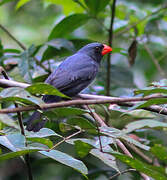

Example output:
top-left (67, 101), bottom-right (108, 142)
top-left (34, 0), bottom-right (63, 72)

top-left (77, 42), bottom-right (112, 62)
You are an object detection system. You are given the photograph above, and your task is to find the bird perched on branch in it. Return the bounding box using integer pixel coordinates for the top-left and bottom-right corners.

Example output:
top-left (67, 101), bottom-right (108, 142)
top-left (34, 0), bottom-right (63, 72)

top-left (26, 42), bottom-right (112, 132)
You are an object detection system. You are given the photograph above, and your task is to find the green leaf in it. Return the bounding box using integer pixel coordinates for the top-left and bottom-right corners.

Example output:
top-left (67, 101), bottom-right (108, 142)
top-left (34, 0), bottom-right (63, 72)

top-left (27, 137), bottom-right (53, 148)
top-left (0, 87), bottom-right (43, 105)
top-left (40, 150), bottom-right (88, 175)
top-left (48, 14), bottom-right (90, 40)
top-left (84, 0), bottom-right (110, 16)
top-left (0, 114), bottom-right (19, 129)
top-left (66, 136), bottom-right (114, 152)
top-left (44, 107), bottom-right (89, 118)
top-left (151, 144), bottom-right (167, 162)
top-left (135, 87), bottom-right (167, 96)
top-left (15, 0), bottom-right (31, 10)
top-left (90, 149), bottom-right (119, 172)
top-left (44, 0), bottom-right (84, 15)
top-left (100, 126), bottom-right (150, 151)
top-left (133, 98), bottom-right (167, 109)
top-left (74, 140), bottom-right (92, 158)
top-left (0, 134), bottom-right (25, 152)
top-left (113, 153), bottom-right (167, 180)
top-left (67, 117), bottom-right (96, 134)
top-left (124, 120), bottom-right (167, 133)
top-left (18, 45), bottom-right (36, 83)
top-left (0, 148), bottom-right (39, 162)
top-left (26, 83), bottom-right (70, 99)
top-left (26, 128), bottom-right (62, 138)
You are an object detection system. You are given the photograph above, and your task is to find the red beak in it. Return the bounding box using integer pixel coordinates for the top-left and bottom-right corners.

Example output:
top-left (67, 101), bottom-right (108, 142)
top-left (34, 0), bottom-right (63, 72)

top-left (102, 44), bottom-right (112, 55)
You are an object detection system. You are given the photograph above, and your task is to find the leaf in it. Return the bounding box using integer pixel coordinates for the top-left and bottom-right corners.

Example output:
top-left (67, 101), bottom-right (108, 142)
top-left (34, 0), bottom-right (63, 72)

top-left (0, 134), bottom-right (25, 152)
top-left (74, 140), bottom-right (92, 158)
top-left (40, 150), bottom-right (88, 175)
top-left (90, 149), bottom-right (119, 172)
top-left (15, 0), bottom-right (31, 10)
top-left (27, 137), bottom-right (53, 148)
top-left (133, 98), bottom-right (167, 109)
top-left (100, 126), bottom-right (150, 151)
top-left (48, 14), bottom-right (90, 40)
top-left (26, 128), bottom-right (62, 138)
top-left (135, 87), bottom-right (167, 96)
top-left (0, 87), bottom-right (43, 105)
top-left (67, 117), bottom-right (96, 134)
top-left (26, 83), bottom-right (70, 98)
top-left (0, 114), bottom-right (19, 129)
top-left (66, 136), bottom-right (114, 152)
top-left (128, 39), bottom-right (138, 66)
top-left (84, 0), bottom-right (110, 16)
top-left (44, 107), bottom-right (89, 118)
top-left (44, 0), bottom-right (84, 15)
top-left (0, 148), bottom-right (39, 162)
top-left (113, 153), bottom-right (167, 180)
top-left (41, 38), bottom-right (75, 62)
top-left (151, 144), bottom-right (167, 162)
top-left (124, 120), bottom-right (167, 133)
top-left (18, 45), bottom-right (36, 83)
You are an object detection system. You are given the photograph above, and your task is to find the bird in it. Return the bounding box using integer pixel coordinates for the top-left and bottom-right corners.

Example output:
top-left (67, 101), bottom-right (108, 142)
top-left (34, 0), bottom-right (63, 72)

top-left (26, 42), bottom-right (112, 132)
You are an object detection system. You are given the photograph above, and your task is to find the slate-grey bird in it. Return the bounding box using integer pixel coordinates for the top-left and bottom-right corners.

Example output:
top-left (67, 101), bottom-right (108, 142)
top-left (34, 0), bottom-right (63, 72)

top-left (26, 42), bottom-right (112, 131)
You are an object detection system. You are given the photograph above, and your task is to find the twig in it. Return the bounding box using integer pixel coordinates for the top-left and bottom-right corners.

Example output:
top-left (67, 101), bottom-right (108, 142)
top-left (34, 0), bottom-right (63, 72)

top-left (115, 4), bottom-right (167, 37)
top-left (49, 128), bottom-right (82, 150)
top-left (0, 24), bottom-right (26, 50)
top-left (0, 68), bottom-right (33, 180)
top-left (144, 44), bottom-right (166, 77)
top-left (0, 24), bottom-right (50, 73)
top-left (106, 0), bottom-right (116, 96)
top-left (109, 168), bottom-right (136, 179)
top-left (86, 105), bottom-right (103, 152)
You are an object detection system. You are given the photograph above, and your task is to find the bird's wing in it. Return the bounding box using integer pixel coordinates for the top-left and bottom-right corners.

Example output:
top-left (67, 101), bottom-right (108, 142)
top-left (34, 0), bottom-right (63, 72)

top-left (45, 56), bottom-right (98, 93)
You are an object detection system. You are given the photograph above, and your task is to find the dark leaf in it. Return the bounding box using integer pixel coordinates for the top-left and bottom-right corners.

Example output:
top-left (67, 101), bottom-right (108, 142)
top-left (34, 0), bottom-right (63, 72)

top-left (48, 14), bottom-right (90, 40)
top-left (128, 39), bottom-right (138, 66)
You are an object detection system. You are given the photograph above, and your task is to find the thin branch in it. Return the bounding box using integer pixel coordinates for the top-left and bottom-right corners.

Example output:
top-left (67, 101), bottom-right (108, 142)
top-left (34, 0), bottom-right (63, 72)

top-left (1, 79), bottom-right (167, 115)
top-left (49, 128), bottom-right (82, 150)
top-left (0, 94), bottom-right (167, 114)
top-left (0, 24), bottom-right (26, 50)
top-left (109, 168), bottom-right (136, 179)
top-left (106, 0), bottom-right (116, 96)
top-left (144, 44), bottom-right (166, 77)
top-left (115, 4), bottom-right (167, 37)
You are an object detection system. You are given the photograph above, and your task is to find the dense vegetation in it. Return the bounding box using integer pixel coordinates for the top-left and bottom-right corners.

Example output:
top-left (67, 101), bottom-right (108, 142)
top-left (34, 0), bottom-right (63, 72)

top-left (0, 0), bottom-right (167, 179)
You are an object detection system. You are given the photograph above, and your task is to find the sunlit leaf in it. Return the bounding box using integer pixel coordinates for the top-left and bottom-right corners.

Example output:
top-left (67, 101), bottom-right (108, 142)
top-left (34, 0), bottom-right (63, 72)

top-left (15, 0), bottom-right (31, 10)
top-left (0, 114), bottom-right (19, 129)
top-left (27, 137), bottom-right (53, 148)
top-left (151, 144), bottom-right (167, 162)
top-left (124, 120), bottom-right (167, 133)
top-left (26, 83), bottom-right (70, 98)
top-left (0, 87), bottom-right (43, 105)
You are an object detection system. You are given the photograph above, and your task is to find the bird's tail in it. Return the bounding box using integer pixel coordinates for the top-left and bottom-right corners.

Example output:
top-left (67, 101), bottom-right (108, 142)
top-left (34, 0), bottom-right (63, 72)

top-left (26, 111), bottom-right (47, 132)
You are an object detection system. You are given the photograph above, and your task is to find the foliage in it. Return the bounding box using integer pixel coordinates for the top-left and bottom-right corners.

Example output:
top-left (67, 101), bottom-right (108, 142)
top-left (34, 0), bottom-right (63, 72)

top-left (0, 0), bottom-right (167, 180)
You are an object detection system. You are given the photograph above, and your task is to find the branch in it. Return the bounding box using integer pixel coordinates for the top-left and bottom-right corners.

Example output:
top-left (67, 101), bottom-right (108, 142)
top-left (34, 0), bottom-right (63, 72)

top-left (106, 0), bottom-right (116, 96)
top-left (109, 169), bottom-right (136, 179)
top-left (115, 4), bottom-right (167, 37)
top-left (0, 24), bottom-right (26, 50)
top-left (1, 79), bottom-right (167, 115)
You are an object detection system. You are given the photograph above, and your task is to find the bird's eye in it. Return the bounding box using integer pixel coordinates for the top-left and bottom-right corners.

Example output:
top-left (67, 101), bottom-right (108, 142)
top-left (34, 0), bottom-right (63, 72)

top-left (95, 46), bottom-right (100, 52)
